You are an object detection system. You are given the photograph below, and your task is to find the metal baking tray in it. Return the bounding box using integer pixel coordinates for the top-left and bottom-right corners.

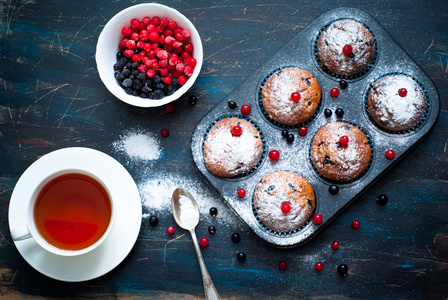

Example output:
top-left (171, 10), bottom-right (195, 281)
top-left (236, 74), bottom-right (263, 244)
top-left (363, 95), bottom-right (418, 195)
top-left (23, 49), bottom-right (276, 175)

top-left (191, 7), bottom-right (440, 247)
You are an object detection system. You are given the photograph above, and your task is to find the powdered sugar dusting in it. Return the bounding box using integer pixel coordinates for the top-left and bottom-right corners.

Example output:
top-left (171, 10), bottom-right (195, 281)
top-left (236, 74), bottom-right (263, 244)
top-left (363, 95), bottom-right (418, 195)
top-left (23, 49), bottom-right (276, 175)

top-left (372, 75), bottom-right (425, 128)
top-left (112, 130), bottom-right (162, 162)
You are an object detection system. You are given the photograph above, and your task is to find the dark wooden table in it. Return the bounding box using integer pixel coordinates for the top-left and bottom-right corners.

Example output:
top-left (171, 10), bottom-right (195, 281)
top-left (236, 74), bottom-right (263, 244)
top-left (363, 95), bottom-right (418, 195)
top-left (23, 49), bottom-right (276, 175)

top-left (1, 1), bottom-right (447, 299)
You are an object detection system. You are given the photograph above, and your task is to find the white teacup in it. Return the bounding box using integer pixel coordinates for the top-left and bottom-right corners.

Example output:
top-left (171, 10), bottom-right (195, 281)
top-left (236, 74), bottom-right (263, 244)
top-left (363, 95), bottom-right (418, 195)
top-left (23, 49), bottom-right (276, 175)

top-left (10, 168), bottom-right (115, 257)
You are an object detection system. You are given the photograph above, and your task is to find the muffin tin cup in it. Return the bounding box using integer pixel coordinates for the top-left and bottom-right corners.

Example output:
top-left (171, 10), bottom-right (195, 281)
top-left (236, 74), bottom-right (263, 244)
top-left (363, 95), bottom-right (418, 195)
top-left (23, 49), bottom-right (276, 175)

top-left (191, 7), bottom-right (440, 248)
top-left (313, 18), bottom-right (379, 81)
top-left (363, 72), bottom-right (431, 136)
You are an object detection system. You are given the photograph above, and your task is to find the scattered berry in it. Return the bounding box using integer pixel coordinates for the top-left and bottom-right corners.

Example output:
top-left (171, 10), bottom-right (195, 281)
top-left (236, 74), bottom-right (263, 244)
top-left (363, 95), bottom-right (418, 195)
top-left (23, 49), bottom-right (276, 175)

top-left (231, 233), bottom-right (241, 243)
top-left (331, 241), bottom-right (340, 250)
top-left (286, 133), bottom-right (295, 143)
top-left (231, 125), bottom-right (242, 137)
top-left (237, 188), bottom-right (246, 198)
top-left (291, 92), bottom-right (301, 102)
top-left (385, 149), bottom-right (396, 160)
top-left (149, 215), bottom-right (159, 227)
top-left (228, 100), bottom-right (237, 109)
top-left (339, 135), bottom-right (349, 146)
top-left (161, 128), bottom-right (169, 137)
top-left (329, 185), bottom-right (339, 195)
top-left (324, 108), bottom-right (332, 117)
top-left (278, 261), bottom-right (288, 271)
top-left (351, 219), bottom-right (361, 229)
top-left (208, 225), bottom-right (216, 234)
top-left (209, 207), bottom-right (218, 217)
top-left (167, 226), bottom-right (175, 235)
top-left (298, 126), bottom-right (308, 136)
top-left (269, 150), bottom-right (280, 161)
top-left (165, 103), bottom-right (175, 113)
top-left (376, 194), bottom-right (388, 205)
top-left (335, 108), bottom-right (344, 117)
top-left (189, 95), bottom-right (198, 105)
top-left (315, 262), bottom-right (324, 271)
top-left (241, 104), bottom-right (251, 115)
top-left (200, 237), bottom-right (209, 247)
top-left (339, 80), bottom-right (348, 89)
top-left (313, 213), bottom-right (323, 225)
top-left (281, 129), bottom-right (289, 138)
top-left (337, 264), bottom-right (349, 276)
top-left (237, 252), bottom-right (246, 262)
top-left (343, 44), bottom-right (353, 56)
top-left (281, 203), bottom-right (291, 214)
top-left (399, 88), bottom-right (407, 97)
top-left (330, 88), bottom-right (340, 98)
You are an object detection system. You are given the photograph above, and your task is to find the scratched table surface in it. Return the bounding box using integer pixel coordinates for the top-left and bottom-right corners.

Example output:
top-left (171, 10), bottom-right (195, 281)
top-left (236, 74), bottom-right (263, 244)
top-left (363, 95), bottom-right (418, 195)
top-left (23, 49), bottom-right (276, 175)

top-left (1, 0), bottom-right (447, 299)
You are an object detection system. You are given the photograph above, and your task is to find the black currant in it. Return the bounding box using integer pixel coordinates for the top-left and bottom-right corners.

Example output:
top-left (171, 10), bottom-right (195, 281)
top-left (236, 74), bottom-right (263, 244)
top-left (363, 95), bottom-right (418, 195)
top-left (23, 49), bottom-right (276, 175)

top-left (335, 108), bottom-right (344, 117)
top-left (376, 194), bottom-right (388, 205)
top-left (339, 80), bottom-right (348, 89)
top-left (324, 108), bottom-right (332, 117)
top-left (231, 233), bottom-right (241, 243)
top-left (281, 129), bottom-right (289, 138)
top-left (208, 225), bottom-right (216, 234)
top-left (209, 207), bottom-right (218, 217)
top-left (189, 95), bottom-right (198, 105)
top-left (149, 215), bottom-right (159, 227)
top-left (287, 133), bottom-right (295, 143)
top-left (237, 252), bottom-right (246, 262)
top-left (337, 264), bottom-right (348, 276)
top-left (228, 101), bottom-right (237, 109)
top-left (329, 185), bottom-right (339, 195)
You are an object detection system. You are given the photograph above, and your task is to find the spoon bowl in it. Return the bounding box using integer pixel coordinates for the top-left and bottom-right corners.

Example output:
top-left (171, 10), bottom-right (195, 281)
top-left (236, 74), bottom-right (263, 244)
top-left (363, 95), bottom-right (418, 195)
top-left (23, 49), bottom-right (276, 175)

top-left (171, 188), bottom-right (220, 300)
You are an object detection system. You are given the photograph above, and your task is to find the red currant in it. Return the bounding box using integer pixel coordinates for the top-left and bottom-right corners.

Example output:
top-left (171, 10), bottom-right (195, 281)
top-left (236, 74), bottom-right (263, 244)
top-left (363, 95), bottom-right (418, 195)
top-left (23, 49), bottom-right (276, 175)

top-left (290, 92), bottom-right (301, 102)
top-left (161, 128), bottom-right (169, 137)
top-left (122, 26), bottom-right (131, 36)
top-left (385, 149), bottom-right (395, 160)
top-left (241, 104), bottom-right (251, 115)
top-left (178, 75), bottom-right (187, 85)
top-left (342, 44), bottom-right (353, 56)
top-left (330, 88), bottom-right (340, 98)
top-left (278, 261), bottom-right (288, 271)
top-left (237, 188), bottom-right (246, 198)
top-left (313, 214), bottom-right (323, 225)
top-left (167, 226), bottom-right (175, 235)
top-left (399, 88), bottom-right (407, 97)
top-left (298, 126), bottom-right (308, 136)
top-left (339, 135), bottom-right (349, 146)
top-left (269, 150), bottom-right (280, 161)
top-left (331, 241), bottom-right (340, 250)
top-left (163, 76), bottom-right (171, 85)
top-left (281, 203), bottom-right (291, 214)
top-left (130, 18), bottom-right (140, 29)
top-left (231, 126), bottom-right (242, 137)
top-left (165, 104), bottom-right (175, 113)
top-left (315, 262), bottom-right (324, 271)
top-left (351, 219), bottom-right (361, 229)
top-left (199, 237), bottom-right (209, 247)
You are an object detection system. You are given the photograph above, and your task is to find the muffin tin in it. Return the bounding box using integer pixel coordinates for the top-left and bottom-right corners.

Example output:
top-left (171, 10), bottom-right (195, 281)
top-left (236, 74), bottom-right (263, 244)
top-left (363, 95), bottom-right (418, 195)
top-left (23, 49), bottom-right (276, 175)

top-left (191, 7), bottom-right (440, 247)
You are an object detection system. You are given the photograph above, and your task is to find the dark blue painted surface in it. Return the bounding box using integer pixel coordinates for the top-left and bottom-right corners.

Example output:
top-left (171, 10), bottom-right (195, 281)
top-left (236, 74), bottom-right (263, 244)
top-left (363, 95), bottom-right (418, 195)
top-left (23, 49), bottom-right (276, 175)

top-left (1, 0), bottom-right (447, 299)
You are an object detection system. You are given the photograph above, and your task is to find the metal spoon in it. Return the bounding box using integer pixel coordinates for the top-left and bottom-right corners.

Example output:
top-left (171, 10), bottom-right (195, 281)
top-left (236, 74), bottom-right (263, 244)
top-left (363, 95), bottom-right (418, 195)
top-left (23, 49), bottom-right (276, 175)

top-left (171, 187), bottom-right (221, 300)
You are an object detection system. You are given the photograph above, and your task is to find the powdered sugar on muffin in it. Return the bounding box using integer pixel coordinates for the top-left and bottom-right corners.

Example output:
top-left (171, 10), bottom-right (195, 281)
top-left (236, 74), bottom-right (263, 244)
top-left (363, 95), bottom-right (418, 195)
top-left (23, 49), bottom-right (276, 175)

top-left (203, 118), bottom-right (263, 178)
top-left (317, 19), bottom-right (375, 76)
top-left (311, 122), bottom-right (371, 182)
top-left (262, 67), bottom-right (321, 126)
top-left (367, 75), bottom-right (426, 131)
top-left (253, 171), bottom-right (315, 232)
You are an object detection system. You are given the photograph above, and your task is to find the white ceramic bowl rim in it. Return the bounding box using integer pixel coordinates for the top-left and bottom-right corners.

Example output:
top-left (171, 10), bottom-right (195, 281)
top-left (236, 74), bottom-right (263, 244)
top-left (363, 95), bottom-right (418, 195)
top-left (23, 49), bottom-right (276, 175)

top-left (95, 3), bottom-right (203, 108)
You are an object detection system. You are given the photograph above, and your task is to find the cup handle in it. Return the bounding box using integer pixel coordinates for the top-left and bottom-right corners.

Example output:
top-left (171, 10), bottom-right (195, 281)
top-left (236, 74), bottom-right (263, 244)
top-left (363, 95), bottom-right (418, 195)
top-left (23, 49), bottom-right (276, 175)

top-left (11, 225), bottom-right (32, 241)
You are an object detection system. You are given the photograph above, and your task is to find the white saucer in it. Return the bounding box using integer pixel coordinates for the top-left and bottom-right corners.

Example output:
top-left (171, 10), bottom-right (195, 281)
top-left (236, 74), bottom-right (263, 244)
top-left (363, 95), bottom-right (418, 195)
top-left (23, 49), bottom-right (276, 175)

top-left (8, 147), bottom-right (142, 282)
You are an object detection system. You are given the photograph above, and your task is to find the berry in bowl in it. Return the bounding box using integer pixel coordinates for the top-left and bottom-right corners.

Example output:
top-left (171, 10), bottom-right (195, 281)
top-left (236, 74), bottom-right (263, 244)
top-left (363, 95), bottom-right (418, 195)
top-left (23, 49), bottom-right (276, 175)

top-left (96, 3), bottom-right (203, 107)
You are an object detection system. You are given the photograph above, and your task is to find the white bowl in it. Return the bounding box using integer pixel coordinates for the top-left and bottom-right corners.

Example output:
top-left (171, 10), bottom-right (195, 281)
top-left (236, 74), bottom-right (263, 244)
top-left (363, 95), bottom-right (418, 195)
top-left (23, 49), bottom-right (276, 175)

top-left (96, 3), bottom-right (203, 108)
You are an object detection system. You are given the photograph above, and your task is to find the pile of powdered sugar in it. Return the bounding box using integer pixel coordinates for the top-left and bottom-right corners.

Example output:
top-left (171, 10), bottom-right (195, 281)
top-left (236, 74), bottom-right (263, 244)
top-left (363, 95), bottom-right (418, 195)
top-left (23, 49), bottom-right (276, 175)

top-left (112, 130), bottom-right (162, 162)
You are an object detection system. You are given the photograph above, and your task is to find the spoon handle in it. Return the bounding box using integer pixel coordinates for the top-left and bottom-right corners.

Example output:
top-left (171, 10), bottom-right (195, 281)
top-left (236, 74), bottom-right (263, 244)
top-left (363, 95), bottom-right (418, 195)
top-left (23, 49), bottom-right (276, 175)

top-left (189, 229), bottom-right (221, 300)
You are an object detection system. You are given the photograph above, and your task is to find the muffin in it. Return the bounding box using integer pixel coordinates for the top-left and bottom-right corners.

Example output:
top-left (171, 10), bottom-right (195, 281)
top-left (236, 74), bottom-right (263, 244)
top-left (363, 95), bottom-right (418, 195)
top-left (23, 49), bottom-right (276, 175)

top-left (253, 171), bottom-right (315, 232)
top-left (203, 117), bottom-right (263, 177)
top-left (367, 75), bottom-right (426, 131)
top-left (317, 19), bottom-right (375, 76)
top-left (261, 67), bottom-right (321, 126)
top-left (311, 122), bottom-right (371, 182)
